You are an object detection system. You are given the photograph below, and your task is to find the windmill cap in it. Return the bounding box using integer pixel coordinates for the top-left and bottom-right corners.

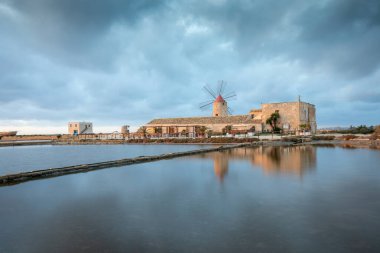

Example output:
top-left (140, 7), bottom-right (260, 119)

top-left (214, 95), bottom-right (225, 102)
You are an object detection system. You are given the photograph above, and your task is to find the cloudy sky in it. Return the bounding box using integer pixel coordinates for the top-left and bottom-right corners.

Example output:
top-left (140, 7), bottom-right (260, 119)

top-left (0, 0), bottom-right (379, 134)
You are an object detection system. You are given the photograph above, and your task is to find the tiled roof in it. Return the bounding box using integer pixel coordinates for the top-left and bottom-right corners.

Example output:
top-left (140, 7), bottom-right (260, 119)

top-left (146, 115), bottom-right (261, 125)
top-left (214, 95), bottom-right (225, 102)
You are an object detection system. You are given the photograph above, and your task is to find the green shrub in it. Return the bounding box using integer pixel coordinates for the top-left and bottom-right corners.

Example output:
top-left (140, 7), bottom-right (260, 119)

top-left (334, 125), bottom-right (374, 134)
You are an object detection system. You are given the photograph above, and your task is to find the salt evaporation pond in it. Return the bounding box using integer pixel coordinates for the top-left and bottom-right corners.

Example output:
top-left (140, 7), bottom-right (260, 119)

top-left (0, 144), bottom-right (213, 176)
top-left (0, 145), bottom-right (379, 252)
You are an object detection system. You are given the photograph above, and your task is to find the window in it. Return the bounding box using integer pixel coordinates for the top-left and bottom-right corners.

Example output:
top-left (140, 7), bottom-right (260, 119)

top-left (275, 110), bottom-right (279, 113)
top-left (70, 124), bottom-right (72, 127)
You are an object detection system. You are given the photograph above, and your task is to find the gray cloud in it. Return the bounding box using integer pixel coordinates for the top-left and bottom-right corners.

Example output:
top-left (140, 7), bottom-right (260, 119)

top-left (0, 0), bottom-right (379, 133)
top-left (294, 0), bottom-right (380, 78)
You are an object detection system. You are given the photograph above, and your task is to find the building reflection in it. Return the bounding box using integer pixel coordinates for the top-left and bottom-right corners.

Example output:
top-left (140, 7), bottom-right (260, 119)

top-left (248, 146), bottom-right (316, 176)
top-left (212, 152), bottom-right (229, 181)
top-left (198, 146), bottom-right (316, 181)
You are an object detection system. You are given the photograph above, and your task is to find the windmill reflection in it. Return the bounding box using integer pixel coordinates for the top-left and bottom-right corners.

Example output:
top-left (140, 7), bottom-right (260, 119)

top-left (199, 146), bottom-right (316, 181)
top-left (212, 152), bottom-right (229, 181)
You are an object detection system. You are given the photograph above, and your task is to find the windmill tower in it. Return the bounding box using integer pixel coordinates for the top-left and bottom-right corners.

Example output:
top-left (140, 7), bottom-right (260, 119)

top-left (213, 94), bottom-right (228, 117)
top-left (200, 81), bottom-right (236, 117)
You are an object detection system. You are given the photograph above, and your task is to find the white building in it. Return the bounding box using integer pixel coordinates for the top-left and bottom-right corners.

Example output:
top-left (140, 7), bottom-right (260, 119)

top-left (68, 122), bottom-right (93, 135)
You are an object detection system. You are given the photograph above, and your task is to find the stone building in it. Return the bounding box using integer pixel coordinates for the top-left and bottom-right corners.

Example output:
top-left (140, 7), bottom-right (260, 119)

top-left (250, 100), bottom-right (317, 133)
top-left (121, 125), bottom-right (130, 134)
top-left (145, 115), bottom-right (262, 137)
top-left (144, 97), bottom-right (317, 136)
top-left (68, 122), bottom-right (93, 135)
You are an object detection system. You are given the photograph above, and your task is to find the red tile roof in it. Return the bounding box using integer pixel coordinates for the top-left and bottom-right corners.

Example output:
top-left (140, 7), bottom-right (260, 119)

top-left (214, 95), bottom-right (225, 102)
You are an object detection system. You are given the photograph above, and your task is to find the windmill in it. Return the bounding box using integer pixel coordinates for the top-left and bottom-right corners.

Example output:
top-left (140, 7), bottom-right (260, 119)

top-left (199, 80), bottom-right (236, 117)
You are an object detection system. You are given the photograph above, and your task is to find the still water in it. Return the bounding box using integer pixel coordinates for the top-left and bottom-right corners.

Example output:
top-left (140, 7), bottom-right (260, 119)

top-left (0, 145), bottom-right (379, 252)
top-left (0, 144), bottom-right (212, 175)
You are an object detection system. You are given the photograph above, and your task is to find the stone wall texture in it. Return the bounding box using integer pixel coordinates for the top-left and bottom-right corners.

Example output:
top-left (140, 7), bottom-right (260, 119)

top-left (261, 102), bottom-right (316, 133)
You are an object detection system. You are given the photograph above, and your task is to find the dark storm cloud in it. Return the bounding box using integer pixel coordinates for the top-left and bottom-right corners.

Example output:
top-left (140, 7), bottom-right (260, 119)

top-left (0, 0), bottom-right (379, 133)
top-left (2, 0), bottom-right (167, 69)
top-left (185, 0), bottom-right (380, 78)
top-left (294, 0), bottom-right (380, 78)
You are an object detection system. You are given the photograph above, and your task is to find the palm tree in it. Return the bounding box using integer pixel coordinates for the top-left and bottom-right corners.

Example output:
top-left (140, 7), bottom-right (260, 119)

top-left (266, 112), bottom-right (281, 132)
top-left (138, 126), bottom-right (147, 138)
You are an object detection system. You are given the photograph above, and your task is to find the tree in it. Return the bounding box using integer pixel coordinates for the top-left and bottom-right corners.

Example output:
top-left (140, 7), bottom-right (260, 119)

top-left (223, 125), bottom-right (232, 134)
top-left (138, 126), bottom-right (147, 138)
top-left (266, 112), bottom-right (281, 132)
top-left (195, 126), bottom-right (208, 137)
top-left (299, 123), bottom-right (311, 131)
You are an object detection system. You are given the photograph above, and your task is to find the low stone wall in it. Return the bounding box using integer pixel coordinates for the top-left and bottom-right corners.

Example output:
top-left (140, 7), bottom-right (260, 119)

top-left (0, 140), bottom-right (53, 147)
top-left (1, 135), bottom-right (67, 141)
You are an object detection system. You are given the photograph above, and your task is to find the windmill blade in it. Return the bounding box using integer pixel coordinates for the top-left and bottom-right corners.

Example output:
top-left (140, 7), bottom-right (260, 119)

top-left (224, 92), bottom-right (237, 100)
top-left (200, 103), bottom-right (213, 111)
top-left (203, 84), bottom-right (217, 99)
top-left (200, 106), bottom-right (211, 111)
top-left (223, 91), bottom-right (235, 97)
top-left (227, 106), bottom-right (233, 115)
top-left (219, 80), bottom-right (226, 95)
top-left (217, 80), bottom-right (222, 95)
top-left (199, 100), bottom-right (214, 109)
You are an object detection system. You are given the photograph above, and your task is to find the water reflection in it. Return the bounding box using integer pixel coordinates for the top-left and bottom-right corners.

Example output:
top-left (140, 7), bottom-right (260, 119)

top-left (1, 147), bottom-right (379, 252)
top-left (250, 146), bottom-right (316, 176)
top-left (212, 152), bottom-right (229, 181)
top-left (197, 146), bottom-right (316, 180)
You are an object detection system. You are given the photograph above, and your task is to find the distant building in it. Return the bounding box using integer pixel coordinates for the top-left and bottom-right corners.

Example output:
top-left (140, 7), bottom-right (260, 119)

top-left (68, 122), bottom-right (93, 135)
top-left (250, 101), bottom-right (317, 134)
top-left (121, 125), bottom-right (130, 134)
top-left (212, 95), bottom-right (228, 117)
top-left (145, 115), bottom-right (261, 137)
top-left (144, 98), bottom-right (317, 136)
